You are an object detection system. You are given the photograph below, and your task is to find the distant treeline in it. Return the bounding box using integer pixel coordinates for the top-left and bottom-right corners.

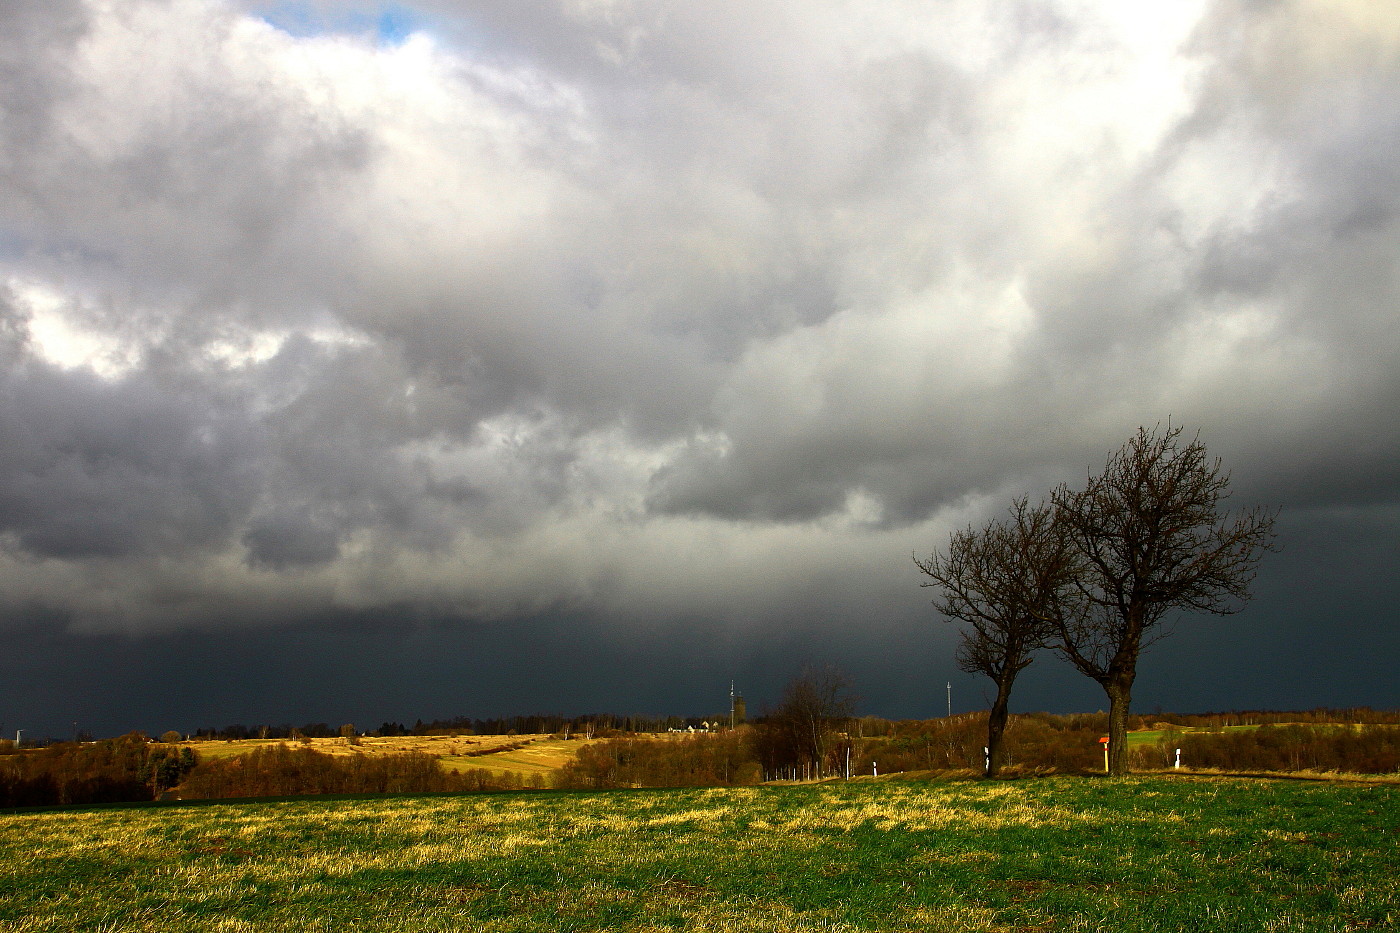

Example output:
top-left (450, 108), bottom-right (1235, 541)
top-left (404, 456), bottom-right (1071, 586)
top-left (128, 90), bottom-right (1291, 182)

top-left (2, 740), bottom-right (542, 808)
top-left (191, 712), bottom-right (716, 741)
top-left (851, 713), bottom-right (1110, 776)
top-left (1140, 708), bottom-right (1400, 728)
top-left (1155, 724), bottom-right (1400, 774)
top-left (556, 712), bottom-right (1400, 788)
top-left (6, 709), bottom-right (1399, 807)
top-left (823, 711), bottom-right (1400, 779)
top-left (154, 706), bottom-right (1400, 744)
top-left (0, 734), bottom-right (195, 808)
top-left (557, 733), bottom-right (761, 789)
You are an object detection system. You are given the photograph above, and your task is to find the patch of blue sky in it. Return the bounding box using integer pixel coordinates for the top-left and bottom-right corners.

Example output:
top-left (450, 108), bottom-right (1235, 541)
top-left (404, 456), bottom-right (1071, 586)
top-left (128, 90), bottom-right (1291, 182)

top-left (253, 1), bottom-right (428, 47)
top-left (0, 230), bottom-right (32, 263)
top-left (0, 231), bottom-right (120, 270)
top-left (375, 6), bottom-right (417, 45)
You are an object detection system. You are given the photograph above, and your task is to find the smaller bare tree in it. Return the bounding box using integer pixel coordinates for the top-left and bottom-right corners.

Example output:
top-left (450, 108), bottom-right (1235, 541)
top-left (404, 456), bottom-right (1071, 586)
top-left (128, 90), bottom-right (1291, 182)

top-left (916, 497), bottom-right (1078, 777)
top-left (757, 666), bottom-right (857, 779)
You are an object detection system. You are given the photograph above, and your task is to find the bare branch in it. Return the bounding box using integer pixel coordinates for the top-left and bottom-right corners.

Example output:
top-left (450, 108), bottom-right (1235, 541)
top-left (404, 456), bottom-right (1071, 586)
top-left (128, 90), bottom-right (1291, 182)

top-left (915, 496), bottom-right (1078, 775)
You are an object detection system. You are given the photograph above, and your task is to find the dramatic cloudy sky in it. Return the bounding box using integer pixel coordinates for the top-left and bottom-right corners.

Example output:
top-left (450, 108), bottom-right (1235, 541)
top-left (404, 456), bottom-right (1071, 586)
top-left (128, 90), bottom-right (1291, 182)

top-left (3, 0), bottom-right (1398, 737)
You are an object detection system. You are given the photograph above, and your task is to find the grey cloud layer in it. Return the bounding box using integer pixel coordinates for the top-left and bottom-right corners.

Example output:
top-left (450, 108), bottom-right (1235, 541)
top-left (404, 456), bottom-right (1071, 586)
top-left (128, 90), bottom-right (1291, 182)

top-left (1, 0), bottom-right (1398, 632)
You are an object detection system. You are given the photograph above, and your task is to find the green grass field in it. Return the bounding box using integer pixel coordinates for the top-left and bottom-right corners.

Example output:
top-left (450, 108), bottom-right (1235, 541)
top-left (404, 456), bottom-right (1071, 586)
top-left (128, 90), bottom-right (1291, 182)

top-left (1126, 724), bottom-right (1310, 745)
top-left (3, 776), bottom-right (1397, 932)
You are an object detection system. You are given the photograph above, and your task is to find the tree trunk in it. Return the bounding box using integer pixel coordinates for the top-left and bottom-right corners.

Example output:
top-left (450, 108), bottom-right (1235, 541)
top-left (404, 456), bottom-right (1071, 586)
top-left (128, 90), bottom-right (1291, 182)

top-left (985, 674), bottom-right (1015, 778)
top-left (1104, 676), bottom-right (1133, 776)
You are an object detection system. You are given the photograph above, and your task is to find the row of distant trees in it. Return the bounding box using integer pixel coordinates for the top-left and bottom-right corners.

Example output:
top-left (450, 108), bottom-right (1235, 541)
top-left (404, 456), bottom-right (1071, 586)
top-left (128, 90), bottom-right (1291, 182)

top-left (6, 707), bottom-right (1399, 806)
top-left (916, 424), bottom-right (1278, 776)
top-left (0, 734), bottom-right (196, 808)
top-left (0, 736), bottom-right (543, 807)
top-left (558, 732), bottom-right (760, 789)
top-left (553, 710), bottom-right (1400, 788)
top-left (189, 713), bottom-right (713, 742)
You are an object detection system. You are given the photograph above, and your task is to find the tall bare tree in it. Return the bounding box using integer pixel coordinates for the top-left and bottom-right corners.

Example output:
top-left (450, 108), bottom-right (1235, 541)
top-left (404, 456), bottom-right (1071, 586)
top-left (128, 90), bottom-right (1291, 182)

top-left (1053, 425), bottom-right (1277, 775)
top-left (916, 497), bottom-right (1078, 777)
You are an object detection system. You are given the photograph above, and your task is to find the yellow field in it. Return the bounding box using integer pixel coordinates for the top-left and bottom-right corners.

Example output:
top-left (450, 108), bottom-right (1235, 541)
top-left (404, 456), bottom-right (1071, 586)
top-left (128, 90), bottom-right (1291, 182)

top-left (181, 733), bottom-right (598, 780)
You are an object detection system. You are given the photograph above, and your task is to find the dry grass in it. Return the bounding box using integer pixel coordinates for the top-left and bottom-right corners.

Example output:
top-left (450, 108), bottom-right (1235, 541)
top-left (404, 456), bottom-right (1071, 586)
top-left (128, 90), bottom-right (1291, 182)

top-left (1140, 767), bottom-right (1400, 785)
top-left (439, 737), bottom-right (592, 776)
top-left (181, 734), bottom-right (601, 782)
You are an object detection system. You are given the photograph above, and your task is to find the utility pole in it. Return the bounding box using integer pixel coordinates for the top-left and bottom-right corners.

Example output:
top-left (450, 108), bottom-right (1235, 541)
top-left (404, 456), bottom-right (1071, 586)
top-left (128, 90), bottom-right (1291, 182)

top-left (946, 682), bottom-right (952, 718)
top-left (729, 681), bottom-right (735, 730)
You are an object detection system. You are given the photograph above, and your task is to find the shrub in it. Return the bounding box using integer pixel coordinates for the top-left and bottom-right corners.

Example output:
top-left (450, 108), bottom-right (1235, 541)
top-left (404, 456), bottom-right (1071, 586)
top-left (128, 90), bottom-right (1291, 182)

top-left (557, 733), bottom-right (759, 789)
top-left (1172, 724), bottom-right (1400, 774)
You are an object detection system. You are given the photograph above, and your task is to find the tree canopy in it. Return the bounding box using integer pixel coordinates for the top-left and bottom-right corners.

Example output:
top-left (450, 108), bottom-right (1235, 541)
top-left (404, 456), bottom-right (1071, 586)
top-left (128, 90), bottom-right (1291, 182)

top-left (1052, 424), bottom-right (1277, 773)
top-left (915, 496), bottom-right (1077, 775)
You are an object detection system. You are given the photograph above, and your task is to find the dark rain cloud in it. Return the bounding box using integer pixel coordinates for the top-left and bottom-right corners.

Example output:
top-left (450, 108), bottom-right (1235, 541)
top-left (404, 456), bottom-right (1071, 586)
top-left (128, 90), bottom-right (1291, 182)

top-left (0, 287), bottom-right (265, 560)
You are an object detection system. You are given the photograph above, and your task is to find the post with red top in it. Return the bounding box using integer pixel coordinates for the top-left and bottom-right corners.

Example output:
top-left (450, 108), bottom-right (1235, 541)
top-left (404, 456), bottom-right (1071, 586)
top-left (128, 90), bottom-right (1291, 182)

top-left (1099, 735), bottom-right (1110, 773)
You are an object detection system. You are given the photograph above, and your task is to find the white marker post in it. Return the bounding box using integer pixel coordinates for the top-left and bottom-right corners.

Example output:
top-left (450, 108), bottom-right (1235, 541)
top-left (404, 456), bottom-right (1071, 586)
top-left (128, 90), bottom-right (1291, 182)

top-left (873, 761), bottom-right (878, 778)
top-left (984, 746), bottom-right (990, 775)
top-left (1099, 735), bottom-right (1110, 773)
top-left (1174, 748), bottom-right (1182, 769)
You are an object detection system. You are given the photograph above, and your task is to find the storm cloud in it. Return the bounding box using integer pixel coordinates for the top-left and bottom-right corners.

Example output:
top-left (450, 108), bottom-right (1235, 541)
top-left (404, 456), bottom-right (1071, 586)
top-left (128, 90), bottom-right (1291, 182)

top-left (2, 0), bottom-right (1398, 733)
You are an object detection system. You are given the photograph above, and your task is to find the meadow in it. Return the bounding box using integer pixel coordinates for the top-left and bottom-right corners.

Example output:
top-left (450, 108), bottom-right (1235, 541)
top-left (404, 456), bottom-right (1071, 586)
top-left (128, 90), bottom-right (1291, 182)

top-left (188, 734), bottom-right (589, 777)
top-left (3, 775), bottom-right (1397, 932)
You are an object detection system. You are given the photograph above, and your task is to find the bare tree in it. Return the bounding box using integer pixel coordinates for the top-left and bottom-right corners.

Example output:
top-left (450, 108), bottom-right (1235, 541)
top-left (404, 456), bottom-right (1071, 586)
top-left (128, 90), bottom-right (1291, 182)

top-left (756, 666), bottom-right (857, 779)
top-left (1053, 424), bottom-right (1277, 775)
top-left (915, 497), bottom-right (1078, 777)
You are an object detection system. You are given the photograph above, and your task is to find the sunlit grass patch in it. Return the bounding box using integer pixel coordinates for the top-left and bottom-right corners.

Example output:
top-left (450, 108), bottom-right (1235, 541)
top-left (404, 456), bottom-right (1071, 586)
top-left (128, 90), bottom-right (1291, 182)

top-left (4, 776), bottom-right (1398, 932)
